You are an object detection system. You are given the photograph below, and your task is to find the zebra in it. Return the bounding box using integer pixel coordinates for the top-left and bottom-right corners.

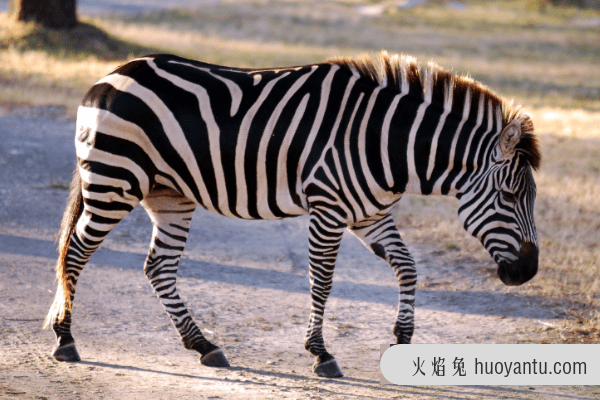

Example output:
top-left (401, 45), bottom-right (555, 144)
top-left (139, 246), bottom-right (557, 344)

top-left (44, 51), bottom-right (541, 378)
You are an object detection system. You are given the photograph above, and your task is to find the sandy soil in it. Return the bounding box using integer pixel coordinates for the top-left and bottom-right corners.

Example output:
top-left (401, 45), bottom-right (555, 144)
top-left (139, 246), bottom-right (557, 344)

top-left (1, 105), bottom-right (598, 399)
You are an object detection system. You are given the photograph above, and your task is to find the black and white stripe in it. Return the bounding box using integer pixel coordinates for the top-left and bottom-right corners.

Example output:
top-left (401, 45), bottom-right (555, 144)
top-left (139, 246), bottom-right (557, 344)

top-left (46, 52), bottom-right (540, 377)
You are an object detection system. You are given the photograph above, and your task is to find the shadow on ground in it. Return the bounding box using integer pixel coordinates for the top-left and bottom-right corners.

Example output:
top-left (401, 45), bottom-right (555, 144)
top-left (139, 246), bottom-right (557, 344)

top-left (0, 233), bottom-right (567, 320)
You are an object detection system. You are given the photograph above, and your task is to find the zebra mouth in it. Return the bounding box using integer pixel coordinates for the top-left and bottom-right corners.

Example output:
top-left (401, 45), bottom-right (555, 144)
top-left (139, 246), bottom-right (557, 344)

top-left (497, 242), bottom-right (539, 286)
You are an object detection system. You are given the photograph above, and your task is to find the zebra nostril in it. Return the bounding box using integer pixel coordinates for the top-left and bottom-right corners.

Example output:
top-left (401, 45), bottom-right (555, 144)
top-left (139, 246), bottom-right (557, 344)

top-left (518, 242), bottom-right (538, 259)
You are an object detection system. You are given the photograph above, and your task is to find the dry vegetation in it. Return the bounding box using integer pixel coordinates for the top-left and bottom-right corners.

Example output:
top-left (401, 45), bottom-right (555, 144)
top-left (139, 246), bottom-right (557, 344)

top-left (0, 13), bottom-right (159, 113)
top-left (0, 0), bottom-right (598, 341)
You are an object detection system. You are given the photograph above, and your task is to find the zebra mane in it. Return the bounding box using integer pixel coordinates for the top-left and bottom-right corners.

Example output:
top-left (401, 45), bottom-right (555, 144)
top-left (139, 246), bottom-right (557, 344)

top-left (328, 51), bottom-right (541, 171)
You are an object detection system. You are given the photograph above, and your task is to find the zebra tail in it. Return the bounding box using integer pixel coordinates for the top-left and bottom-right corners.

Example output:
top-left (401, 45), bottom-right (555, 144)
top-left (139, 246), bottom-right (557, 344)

top-left (43, 167), bottom-right (83, 329)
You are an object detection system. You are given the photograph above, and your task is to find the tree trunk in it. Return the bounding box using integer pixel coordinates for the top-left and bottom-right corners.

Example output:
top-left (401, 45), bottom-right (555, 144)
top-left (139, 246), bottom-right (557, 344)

top-left (10, 0), bottom-right (77, 29)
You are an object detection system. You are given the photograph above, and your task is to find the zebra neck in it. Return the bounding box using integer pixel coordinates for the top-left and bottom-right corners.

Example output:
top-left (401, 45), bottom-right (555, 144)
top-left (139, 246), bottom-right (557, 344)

top-left (386, 92), bottom-right (501, 197)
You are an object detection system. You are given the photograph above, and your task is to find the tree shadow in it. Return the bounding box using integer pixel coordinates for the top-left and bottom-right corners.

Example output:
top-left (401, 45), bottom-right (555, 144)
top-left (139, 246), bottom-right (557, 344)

top-left (1, 18), bottom-right (161, 61)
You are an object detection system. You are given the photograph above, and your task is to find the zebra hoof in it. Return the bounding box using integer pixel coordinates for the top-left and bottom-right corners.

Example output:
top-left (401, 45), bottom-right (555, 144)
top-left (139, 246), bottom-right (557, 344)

top-left (393, 326), bottom-right (414, 344)
top-left (52, 342), bottom-right (81, 362)
top-left (313, 358), bottom-right (343, 378)
top-left (200, 348), bottom-right (230, 368)
top-left (394, 331), bottom-right (413, 344)
top-left (395, 335), bottom-right (412, 344)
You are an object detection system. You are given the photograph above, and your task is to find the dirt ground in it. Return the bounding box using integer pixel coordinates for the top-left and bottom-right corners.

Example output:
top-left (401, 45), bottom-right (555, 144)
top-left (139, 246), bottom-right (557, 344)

top-left (1, 105), bottom-right (598, 399)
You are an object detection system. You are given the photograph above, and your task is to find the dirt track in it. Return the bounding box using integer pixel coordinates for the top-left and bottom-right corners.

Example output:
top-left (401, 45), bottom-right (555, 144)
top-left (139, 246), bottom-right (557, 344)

top-left (1, 105), bottom-right (598, 399)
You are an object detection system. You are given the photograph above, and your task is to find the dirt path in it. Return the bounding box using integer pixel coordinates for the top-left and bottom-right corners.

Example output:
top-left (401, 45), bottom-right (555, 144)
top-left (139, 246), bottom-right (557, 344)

top-left (1, 106), bottom-right (597, 399)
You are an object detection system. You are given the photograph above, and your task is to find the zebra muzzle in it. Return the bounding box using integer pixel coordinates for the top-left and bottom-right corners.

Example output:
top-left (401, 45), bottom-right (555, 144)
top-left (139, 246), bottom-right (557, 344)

top-left (497, 241), bottom-right (538, 286)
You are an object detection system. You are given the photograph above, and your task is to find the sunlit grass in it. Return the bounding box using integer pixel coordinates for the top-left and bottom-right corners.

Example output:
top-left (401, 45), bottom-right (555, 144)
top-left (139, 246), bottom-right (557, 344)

top-left (2, 0), bottom-right (599, 110)
top-left (385, 0), bottom-right (600, 30)
top-left (529, 108), bottom-right (600, 138)
top-left (94, 19), bottom-right (343, 68)
top-left (0, 13), bottom-right (348, 115)
top-left (0, 48), bottom-right (118, 116)
top-left (0, 13), bottom-right (159, 60)
top-left (0, 48), bottom-right (118, 85)
top-left (0, 13), bottom-right (158, 114)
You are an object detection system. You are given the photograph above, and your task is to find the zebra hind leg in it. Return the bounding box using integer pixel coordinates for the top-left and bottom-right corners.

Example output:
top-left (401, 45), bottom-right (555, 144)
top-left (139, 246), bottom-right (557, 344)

top-left (141, 186), bottom-right (229, 368)
top-left (304, 210), bottom-right (345, 378)
top-left (46, 167), bottom-right (141, 361)
top-left (349, 213), bottom-right (417, 344)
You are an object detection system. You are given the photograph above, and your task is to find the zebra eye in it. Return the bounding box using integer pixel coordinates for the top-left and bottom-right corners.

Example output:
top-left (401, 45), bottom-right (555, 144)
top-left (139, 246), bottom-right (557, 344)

top-left (501, 190), bottom-right (517, 203)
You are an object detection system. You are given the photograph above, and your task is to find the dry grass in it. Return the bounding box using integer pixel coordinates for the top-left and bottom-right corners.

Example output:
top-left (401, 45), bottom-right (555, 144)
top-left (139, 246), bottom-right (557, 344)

top-left (117, 0), bottom-right (600, 110)
top-left (95, 19), bottom-right (342, 68)
top-left (0, 13), bottom-right (159, 60)
top-left (0, 13), bottom-right (158, 115)
top-left (0, 47), bottom-right (118, 105)
top-left (2, 0), bottom-right (598, 109)
top-left (0, 0), bottom-right (598, 340)
top-left (0, 12), bottom-right (346, 115)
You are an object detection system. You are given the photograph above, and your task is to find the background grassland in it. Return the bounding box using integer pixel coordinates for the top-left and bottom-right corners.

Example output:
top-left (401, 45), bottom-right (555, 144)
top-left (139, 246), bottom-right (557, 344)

top-left (1, 0), bottom-right (599, 341)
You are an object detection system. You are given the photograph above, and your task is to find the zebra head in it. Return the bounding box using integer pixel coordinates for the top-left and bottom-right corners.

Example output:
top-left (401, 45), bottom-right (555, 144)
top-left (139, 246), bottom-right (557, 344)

top-left (458, 114), bottom-right (541, 286)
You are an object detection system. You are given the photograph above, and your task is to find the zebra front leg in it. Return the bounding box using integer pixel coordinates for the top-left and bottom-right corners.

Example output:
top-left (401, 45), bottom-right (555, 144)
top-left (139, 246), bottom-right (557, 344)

top-left (305, 210), bottom-right (345, 378)
top-left (141, 187), bottom-right (229, 368)
top-left (349, 213), bottom-right (417, 344)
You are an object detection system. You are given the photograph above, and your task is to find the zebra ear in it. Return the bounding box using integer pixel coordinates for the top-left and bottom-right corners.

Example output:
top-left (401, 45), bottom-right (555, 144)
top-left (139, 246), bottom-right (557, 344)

top-left (499, 119), bottom-right (522, 158)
